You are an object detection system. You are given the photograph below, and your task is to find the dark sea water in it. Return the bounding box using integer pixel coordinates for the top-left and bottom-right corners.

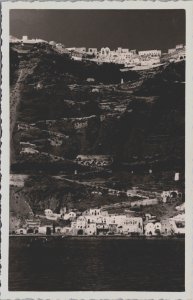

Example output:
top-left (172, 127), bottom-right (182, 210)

top-left (9, 236), bottom-right (185, 291)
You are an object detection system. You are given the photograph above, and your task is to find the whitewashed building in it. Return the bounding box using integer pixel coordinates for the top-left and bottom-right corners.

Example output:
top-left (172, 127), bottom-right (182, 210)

top-left (169, 214), bottom-right (185, 235)
top-left (15, 228), bottom-right (27, 235)
top-left (85, 223), bottom-right (97, 235)
top-left (44, 209), bottom-right (60, 221)
top-left (138, 49), bottom-right (161, 57)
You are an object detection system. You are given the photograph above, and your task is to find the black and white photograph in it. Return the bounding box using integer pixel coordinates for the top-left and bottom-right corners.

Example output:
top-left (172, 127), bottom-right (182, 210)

top-left (1, 1), bottom-right (193, 299)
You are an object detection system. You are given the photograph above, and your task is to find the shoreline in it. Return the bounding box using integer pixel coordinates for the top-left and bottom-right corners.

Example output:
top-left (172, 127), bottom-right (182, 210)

top-left (9, 234), bottom-right (185, 240)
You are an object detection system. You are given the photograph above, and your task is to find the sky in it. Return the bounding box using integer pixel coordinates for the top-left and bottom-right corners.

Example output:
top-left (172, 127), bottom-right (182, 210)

top-left (10, 9), bottom-right (185, 51)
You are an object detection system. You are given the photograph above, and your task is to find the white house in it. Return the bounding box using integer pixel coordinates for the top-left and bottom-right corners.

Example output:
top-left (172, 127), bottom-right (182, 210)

top-left (100, 47), bottom-right (111, 57)
top-left (44, 209), bottom-right (60, 221)
top-left (144, 222), bottom-right (155, 236)
top-left (76, 216), bottom-right (87, 229)
top-left (85, 223), bottom-right (97, 235)
top-left (63, 211), bottom-right (76, 220)
top-left (85, 208), bottom-right (101, 216)
top-left (169, 214), bottom-right (185, 235)
top-left (88, 48), bottom-right (98, 55)
top-left (145, 222), bottom-right (162, 236)
top-left (21, 35), bottom-right (47, 44)
top-left (124, 217), bottom-right (143, 235)
top-left (154, 222), bottom-right (162, 234)
top-left (38, 226), bottom-right (47, 235)
top-left (161, 219), bottom-right (172, 236)
top-left (15, 228), bottom-right (27, 235)
top-left (138, 50), bottom-right (161, 57)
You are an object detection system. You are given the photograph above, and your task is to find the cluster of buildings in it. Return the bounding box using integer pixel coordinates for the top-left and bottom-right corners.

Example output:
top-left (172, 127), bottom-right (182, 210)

top-left (65, 44), bottom-right (185, 69)
top-left (10, 35), bottom-right (185, 70)
top-left (13, 204), bottom-right (185, 237)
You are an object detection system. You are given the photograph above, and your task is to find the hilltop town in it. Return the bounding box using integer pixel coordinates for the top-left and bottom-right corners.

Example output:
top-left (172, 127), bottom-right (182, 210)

top-left (10, 35), bottom-right (185, 69)
top-left (10, 35), bottom-right (185, 239)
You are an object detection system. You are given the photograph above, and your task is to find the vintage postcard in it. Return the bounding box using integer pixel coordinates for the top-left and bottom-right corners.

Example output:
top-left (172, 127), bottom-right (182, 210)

top-left (1, 1), bottom-right (193, 299)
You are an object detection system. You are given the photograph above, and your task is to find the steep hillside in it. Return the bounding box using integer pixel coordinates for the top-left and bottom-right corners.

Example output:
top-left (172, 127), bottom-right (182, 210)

top-left (10, 43), bottom-right (185, 215)
top-left (10, 44), bottom-right (185, 171)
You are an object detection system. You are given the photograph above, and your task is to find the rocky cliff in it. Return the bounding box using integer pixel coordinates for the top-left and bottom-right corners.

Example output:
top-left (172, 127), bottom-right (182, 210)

top-left (10, 43), bottom-right (185, 215)
top-left (10, 43), bottom-right (185, 171)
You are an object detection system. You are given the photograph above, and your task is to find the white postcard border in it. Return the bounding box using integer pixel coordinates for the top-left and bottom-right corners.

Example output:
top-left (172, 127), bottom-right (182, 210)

top-left (1, 1), bottom-right (193, 299)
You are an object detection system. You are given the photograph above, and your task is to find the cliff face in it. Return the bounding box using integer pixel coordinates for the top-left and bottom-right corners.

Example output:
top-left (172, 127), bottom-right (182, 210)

top-left (10, 43), bottom-right (185, 214)
top-left (10, 44), bottom-right (185, 171)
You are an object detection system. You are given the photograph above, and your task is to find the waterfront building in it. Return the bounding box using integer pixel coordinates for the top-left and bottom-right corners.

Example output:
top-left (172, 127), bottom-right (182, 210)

top-left (144, 221), bottom-right (162, 236)
top-left (61, 226), bottom-right (72, 235)
top-left (15, 228), bottom-right (27, 235)
top-left (85, 223), bottom-right (97, 235)
top-left (83, 209), bottom-right (109, 226)
top-left (96, 224), bottom-right (109, 235)
top-left (124, 217), bottom-right (143, 235)
top-left (108, 224), bottom-right (117, 234)
top-left (38, 226), bottom-right (47, 235)
top-left (144, 222), bottom-right (156, 236)
top-left (169, 214), bottom-right (185, 236)
top-left (107, 214), bottom-right (127, 226)
top-left (26, 219), bottom-right (41, 234)
top-left (76, 216), bottom-right (87, 233)
top-left (55, 226), bottom-right (62, 234)
top-left (154, 222), bottom-right (162, 234)
top-left (161, 219), bottom-right (172, 236)
top-left (84, 214), bottom-right (99, 224)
